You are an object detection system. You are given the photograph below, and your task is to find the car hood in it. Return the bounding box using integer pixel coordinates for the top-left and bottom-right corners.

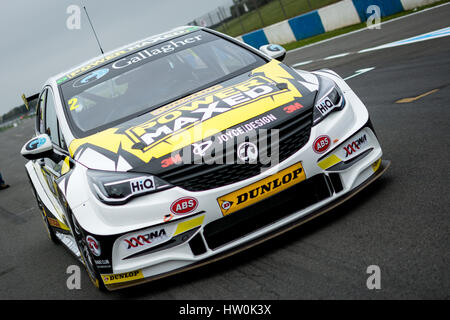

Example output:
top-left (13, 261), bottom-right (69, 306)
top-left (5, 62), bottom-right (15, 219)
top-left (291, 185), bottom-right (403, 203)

top-left (69, 60), bottom-right (320, 175)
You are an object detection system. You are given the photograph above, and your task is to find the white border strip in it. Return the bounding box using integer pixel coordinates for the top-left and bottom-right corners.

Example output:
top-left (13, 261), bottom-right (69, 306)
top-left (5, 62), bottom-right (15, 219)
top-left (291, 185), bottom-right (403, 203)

top-left (287, 1), bottom-right (450, 53)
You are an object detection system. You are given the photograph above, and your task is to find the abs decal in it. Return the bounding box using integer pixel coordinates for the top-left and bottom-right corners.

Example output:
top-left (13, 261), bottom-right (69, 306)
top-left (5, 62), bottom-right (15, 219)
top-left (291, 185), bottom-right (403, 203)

top-left (313, 135), bottom-right (331, 154)
top-left (170, 197), bottom-right (198, 215)
top-left (69, 60), bottom-right (304, 165)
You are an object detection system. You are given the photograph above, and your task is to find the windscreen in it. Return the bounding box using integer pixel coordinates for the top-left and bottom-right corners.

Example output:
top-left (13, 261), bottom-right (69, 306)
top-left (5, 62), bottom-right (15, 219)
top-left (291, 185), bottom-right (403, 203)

top-left (60, 30), bottom-right (265, 136)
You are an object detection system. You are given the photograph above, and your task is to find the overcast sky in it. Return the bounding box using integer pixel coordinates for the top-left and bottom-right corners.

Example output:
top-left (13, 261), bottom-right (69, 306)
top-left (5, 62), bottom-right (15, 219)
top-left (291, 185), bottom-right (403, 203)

top-left (0, 0), bottom-right (232, 115)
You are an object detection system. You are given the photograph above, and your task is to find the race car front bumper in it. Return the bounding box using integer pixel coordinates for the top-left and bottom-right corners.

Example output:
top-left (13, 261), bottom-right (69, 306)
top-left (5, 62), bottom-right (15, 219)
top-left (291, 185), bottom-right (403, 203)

top-left (70, 71), bottom-right (390, 290)
top-left (104, 158), bottom-right (390, 290)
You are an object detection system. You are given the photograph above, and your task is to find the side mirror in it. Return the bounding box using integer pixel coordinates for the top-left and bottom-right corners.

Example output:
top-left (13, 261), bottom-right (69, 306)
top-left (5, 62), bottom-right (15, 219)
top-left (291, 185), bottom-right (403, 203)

top-left (259, 44), bottom-right (286, 62)
top-left (21, 134), bottom-right (54, 160)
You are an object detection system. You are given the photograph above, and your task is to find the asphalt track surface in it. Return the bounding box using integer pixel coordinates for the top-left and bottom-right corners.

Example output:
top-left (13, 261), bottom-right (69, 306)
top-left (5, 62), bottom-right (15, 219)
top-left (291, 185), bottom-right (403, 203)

top-left (0, 4), bottom-right (449, 300)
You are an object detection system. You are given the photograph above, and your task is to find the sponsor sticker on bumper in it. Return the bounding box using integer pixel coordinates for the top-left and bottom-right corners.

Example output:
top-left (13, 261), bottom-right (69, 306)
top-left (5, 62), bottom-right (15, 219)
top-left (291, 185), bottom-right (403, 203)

top-left (101, 270), bottom-right (144, 285)
top-left (317, 129), bottom-right (372, 170)
top-left (217, 162), bottom-right (306, 216)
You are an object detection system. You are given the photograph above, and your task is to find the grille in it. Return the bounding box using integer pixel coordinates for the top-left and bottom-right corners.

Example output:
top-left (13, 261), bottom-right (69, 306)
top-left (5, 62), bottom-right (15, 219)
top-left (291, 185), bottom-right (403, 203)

top-left (160, 109), bottom-right (313, 191)
top-left (203, 174), bottom-right (333, 250)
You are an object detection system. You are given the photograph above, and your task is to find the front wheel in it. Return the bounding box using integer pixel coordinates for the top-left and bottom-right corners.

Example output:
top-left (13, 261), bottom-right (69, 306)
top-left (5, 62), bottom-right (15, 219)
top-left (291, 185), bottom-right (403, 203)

top-left (70, 214), bottom-right (106, 291)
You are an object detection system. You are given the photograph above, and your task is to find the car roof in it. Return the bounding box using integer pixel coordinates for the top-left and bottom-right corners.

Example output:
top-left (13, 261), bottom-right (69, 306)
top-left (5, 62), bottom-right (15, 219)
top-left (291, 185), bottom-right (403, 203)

top-left (47, 25), bottom-right (202, 86)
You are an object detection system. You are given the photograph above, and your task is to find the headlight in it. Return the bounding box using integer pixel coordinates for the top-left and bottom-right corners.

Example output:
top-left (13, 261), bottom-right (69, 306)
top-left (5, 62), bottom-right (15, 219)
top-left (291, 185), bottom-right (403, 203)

top-left (87, 170), bottom-right (172, 205)
top-left (313, 76), bottom-right (345, 125)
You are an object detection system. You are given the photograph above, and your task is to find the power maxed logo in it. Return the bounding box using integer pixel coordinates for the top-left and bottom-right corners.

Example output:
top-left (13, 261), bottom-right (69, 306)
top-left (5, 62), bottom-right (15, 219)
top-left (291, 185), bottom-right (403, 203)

top-left (126, 75), bottom-right (283, 149)
top-left (69, 61), bottom-right (302, 164)
top-left (218, 162), bottom-right (306, 216)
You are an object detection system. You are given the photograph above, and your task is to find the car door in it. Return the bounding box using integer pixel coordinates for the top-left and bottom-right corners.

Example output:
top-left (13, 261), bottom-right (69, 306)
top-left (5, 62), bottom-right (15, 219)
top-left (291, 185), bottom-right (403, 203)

top-left (39, 87), bottom-right (71, 222)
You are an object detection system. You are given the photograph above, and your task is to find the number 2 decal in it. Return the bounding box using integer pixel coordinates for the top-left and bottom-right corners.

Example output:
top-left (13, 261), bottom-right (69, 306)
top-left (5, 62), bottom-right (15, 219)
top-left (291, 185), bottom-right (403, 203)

top-left (68, 98), bottom-right (80, 111)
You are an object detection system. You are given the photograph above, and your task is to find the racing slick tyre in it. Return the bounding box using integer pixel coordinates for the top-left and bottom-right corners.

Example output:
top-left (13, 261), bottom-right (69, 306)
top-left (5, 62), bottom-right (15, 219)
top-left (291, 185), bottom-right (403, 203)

top-left (26, 171), bottom-right (59, 244)
top-left (70, 213), bottom-right (106, 291)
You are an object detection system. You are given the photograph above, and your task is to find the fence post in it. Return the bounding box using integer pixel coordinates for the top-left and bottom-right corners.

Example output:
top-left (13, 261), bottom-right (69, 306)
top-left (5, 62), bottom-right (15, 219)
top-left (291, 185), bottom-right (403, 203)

top-left (217, 8), bottom-right (228, 34)
top-left (251, 0), bottom-right (265, 28)
top-left (206, 12), bottom-right (212, 27)
top-left (236, 3), bottom-right (246, 34)
top-left (278, 0), bottom-right (287, 19)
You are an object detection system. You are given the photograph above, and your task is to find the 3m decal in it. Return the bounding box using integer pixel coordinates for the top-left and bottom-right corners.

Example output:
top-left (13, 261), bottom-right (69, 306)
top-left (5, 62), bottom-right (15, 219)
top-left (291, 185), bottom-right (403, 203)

top-left (217, 162), bottom-right (306, 216)
top-left (284, 102), bottom-right (304, 113)
top-left (101, 270), bottom-right (143, 284)
top-left (161, 153), bottom-right (182, 168)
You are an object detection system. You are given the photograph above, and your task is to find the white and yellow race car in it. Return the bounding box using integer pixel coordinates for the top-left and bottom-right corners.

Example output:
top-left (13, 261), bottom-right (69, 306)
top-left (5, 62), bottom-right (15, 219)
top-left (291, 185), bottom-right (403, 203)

top-left (21, 26), bottom-right (389, 290)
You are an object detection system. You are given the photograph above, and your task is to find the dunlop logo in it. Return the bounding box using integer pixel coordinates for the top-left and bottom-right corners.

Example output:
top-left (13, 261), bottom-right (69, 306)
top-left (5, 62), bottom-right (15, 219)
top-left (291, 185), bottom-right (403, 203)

top-left (217, 162), bottom-right (306, 216)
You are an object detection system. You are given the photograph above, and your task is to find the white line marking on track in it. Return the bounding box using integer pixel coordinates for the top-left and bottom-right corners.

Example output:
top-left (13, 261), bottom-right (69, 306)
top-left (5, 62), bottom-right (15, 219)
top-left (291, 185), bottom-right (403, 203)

top-left (324, 53), bottom-right (350, 60)
top-left (291, 25), bottom-right (450, 68)
top-left (343, 67), bottom-right (375, 81)
top-left (359, 26), bottom-right (450, 53)
top-left (287, 1), bottom-right (450, 54)
top-left (292, 60), bottom-right (314, 67)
